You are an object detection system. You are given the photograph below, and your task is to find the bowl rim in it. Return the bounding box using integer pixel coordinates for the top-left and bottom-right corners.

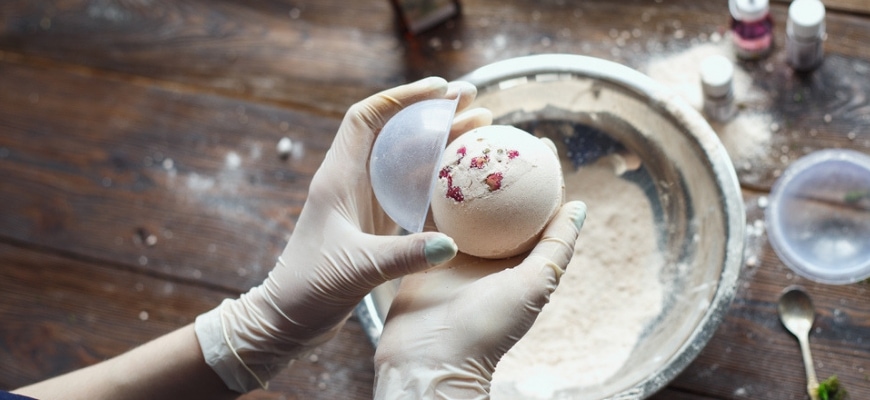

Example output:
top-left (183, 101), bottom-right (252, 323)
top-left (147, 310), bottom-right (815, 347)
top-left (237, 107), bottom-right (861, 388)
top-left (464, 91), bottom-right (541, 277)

top-left (357, 54), bottom-right (746, 399)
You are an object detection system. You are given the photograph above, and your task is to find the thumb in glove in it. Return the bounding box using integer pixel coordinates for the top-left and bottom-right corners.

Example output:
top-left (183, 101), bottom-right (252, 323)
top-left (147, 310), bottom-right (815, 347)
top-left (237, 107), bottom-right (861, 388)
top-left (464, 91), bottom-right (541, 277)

top-left (374, 201), bottom-right (587, 399)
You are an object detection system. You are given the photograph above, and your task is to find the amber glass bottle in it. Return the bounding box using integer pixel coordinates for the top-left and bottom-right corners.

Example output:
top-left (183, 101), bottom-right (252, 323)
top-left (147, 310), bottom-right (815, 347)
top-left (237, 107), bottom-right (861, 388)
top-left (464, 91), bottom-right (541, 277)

top-left (389, 0), bottom-right (461, 35)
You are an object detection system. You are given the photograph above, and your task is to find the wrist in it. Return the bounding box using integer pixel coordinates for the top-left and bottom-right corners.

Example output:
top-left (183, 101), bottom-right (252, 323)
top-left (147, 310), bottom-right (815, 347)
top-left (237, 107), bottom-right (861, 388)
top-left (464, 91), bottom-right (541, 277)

top-left (373, 358), bottom-right (492, 400)
top-left (195, 300), bottom-right (267, 393)
top-left (195, 288), bottom-right (337, 393)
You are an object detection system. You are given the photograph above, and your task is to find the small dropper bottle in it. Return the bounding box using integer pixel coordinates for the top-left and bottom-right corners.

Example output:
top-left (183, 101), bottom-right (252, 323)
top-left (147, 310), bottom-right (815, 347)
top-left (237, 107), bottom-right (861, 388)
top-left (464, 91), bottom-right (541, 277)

top-left (700, 55), bottom-right (737, 122)
top-left (786, 0), bottom-right (826, 71)
top-left (729, 0), bottom-right (774, 60)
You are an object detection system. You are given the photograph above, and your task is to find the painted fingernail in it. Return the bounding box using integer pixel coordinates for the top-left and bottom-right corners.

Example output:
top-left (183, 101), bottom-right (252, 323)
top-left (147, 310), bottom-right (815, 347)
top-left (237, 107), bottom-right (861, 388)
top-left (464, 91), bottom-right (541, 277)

top-left (424, 235), bottom-right (458, 265)
top-left (573, 202), bottom-right (588, 230)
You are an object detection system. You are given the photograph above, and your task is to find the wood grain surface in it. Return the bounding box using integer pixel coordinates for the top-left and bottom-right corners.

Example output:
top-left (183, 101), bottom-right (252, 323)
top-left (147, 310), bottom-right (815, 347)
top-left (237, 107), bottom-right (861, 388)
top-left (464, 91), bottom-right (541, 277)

top-left (1, 0), bottom-right (868, 399)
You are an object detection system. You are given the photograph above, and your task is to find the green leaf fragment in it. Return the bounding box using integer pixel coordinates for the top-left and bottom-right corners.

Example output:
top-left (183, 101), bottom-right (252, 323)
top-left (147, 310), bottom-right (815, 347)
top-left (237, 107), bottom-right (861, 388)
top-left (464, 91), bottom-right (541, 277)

top-left (843, 190), bottom-right (868, 204)
top-left (817, 375), bottom-right (848, 400)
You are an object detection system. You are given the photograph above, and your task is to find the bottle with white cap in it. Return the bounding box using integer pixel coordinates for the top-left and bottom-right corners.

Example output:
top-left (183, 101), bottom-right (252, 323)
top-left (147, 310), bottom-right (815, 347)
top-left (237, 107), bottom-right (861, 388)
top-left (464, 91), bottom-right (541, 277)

top-left (700, 55), bottom-right (737, 122)
top-left (729, 0), bottom-right (774, 60)
top-left (786, 0), bottom-right (826, 71)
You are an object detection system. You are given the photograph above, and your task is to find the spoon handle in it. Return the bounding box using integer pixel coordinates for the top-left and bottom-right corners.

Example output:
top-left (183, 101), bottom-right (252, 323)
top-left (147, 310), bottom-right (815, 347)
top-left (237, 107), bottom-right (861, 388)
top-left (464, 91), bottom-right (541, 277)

top-left (798, 335), bottom-right (819, 400)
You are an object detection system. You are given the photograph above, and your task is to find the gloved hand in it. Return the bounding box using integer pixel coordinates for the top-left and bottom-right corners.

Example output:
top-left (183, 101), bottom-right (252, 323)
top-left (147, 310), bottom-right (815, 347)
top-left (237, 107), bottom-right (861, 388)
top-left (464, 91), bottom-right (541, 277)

top-left (195, 77), bottom-right (494, 392)
top-left (373, 200), bottom-right (587, 399)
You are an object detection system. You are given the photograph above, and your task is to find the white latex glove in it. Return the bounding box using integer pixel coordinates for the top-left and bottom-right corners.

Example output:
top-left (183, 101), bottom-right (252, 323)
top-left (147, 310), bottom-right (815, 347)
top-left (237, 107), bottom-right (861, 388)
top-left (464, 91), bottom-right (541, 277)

top-left (195, 77), bottom-right (493, 392)
top-left (374, 200), bottom-right (587, 399)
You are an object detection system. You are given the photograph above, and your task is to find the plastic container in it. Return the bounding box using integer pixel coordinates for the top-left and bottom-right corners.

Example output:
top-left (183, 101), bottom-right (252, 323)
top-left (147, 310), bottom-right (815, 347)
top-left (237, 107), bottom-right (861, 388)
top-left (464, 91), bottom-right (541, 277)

top-left (786, 0), bottom-right (826, 71)
top-left (700, 55), bottom-right (737, 122)
top-left (369, 96), bottom-right (459, 233)
top-left (767, 149), bottom-right (870, 284)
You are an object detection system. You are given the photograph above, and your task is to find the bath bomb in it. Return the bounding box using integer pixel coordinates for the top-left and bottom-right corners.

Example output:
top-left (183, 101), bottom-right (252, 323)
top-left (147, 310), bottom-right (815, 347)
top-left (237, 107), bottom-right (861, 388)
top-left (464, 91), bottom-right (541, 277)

top-left (431, 125), bottom-right (564, 259)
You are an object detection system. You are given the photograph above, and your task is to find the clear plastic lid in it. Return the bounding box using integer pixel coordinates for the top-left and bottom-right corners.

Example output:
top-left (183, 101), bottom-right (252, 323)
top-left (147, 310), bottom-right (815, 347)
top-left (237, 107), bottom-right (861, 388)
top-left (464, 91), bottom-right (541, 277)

top-left (370, 97), bottom-right (459, 233)
top-left (766, 149), bottom-right (870, 284)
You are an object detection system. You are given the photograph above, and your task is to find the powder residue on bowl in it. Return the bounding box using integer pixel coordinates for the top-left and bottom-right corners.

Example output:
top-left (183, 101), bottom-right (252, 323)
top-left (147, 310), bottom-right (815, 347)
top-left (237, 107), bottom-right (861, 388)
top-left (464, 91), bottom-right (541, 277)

top-left (491, 161), bottom-right (665, 399)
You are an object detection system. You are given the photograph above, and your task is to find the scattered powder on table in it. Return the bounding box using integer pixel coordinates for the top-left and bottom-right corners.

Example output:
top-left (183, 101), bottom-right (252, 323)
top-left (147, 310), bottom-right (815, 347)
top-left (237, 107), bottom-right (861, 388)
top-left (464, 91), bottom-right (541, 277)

top-left (642, 42), bottom-right (774, 172)
top-left (713, 112), bottom-right (774, 172)
top-left (491, 161), bottom-right (665, 399)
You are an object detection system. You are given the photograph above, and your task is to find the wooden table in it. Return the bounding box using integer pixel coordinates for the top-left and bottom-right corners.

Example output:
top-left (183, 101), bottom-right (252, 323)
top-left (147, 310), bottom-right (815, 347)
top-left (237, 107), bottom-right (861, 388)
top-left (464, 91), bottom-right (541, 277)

top-left (1, 1), bottom-right (868, 399)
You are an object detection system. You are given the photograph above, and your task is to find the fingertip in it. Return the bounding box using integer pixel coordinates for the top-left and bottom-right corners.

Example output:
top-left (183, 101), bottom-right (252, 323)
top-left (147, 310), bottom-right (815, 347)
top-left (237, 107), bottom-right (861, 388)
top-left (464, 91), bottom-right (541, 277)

top-left (353, 77), bottom-right (449, 134)
top-left (539, 137), bottom-right (558, 156)
top-left (454, 107), bottom-right (493, 125)
top-left (450, 107), bottom-right (492, 139)
top-left (445, 80), bottom-right (476, 99)
top-left (570, 201), bottom-right (588, 231)
top-left (423, 233), bottom-right (458, 266)
top-left (446, 80), bottom-right (478, 111)
top-left (414, 76), bottom-right (449, 92)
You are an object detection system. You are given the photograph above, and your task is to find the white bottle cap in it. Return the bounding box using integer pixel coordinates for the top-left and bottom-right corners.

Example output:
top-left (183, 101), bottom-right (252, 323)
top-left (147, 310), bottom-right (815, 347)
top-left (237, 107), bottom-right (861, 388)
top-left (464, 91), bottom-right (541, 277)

top-left (700, 55), bottom-right (734, 98)
top-left (730, 0), bottom-right (770, 22)
top-left (788, 0), bottom-right (826, 39)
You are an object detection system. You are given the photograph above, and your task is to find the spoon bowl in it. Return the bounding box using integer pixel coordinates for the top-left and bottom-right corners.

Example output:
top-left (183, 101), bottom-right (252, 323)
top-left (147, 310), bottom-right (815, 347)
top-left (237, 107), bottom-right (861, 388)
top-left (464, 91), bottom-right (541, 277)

top-left (778, 286), bottom-right (815, 335)
top-left (778, 286), bottom-right (820, 400)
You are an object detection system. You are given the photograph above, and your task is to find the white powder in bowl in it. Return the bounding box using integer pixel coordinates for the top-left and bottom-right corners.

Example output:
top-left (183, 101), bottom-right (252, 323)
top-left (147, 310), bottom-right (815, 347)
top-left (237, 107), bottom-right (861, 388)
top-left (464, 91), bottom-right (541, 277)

top-left (491, 161), bottom-right (665, 399)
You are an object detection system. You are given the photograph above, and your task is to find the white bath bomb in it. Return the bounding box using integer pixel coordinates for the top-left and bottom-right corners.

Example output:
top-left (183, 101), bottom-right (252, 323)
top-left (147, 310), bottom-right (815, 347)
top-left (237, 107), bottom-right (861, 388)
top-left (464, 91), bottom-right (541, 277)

top-left (431, 125), bottom-right (564, 259)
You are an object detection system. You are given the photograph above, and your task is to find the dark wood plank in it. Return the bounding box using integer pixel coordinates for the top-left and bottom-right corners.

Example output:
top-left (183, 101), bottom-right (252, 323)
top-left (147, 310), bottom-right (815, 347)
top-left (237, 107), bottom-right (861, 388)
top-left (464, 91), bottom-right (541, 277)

top-left (3, 0), bottom-right (870, 190)
top-left (0, 0), bottom-right (407, 116)
top-left (731, 52), bottom-right (870, 191)
top-left (650, 388), bottom-right (721, 400)
top-left (4, 216), bottom-right (866, 400)
top-left (2, 1), bottom-right (870, 399)
top-left (2, 0), bottom-right (863, 72)
top-left (0, 59), bottom-right (338, 292)
top-left (0, 242), bottom-right (223, 387)
top-left (0, 242), bottom-right (376, 399)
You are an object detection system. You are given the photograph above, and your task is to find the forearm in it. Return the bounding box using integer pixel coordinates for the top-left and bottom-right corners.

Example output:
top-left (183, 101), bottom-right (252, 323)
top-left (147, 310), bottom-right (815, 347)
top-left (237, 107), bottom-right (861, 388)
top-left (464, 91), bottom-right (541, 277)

top-left (14, 324), bottom-right (237, 400)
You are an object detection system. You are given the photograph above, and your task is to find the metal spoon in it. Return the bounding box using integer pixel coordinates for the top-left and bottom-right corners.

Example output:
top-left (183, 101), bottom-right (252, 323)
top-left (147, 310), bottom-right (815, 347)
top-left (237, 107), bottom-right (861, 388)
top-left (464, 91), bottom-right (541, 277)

top-left (778, 286), bottom-right (820, 400)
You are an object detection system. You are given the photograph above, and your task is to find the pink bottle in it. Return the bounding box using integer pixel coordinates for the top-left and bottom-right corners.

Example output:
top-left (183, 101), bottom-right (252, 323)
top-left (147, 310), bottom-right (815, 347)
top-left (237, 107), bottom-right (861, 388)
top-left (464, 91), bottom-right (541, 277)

top-left (729, 0), bottom-right (774, 60)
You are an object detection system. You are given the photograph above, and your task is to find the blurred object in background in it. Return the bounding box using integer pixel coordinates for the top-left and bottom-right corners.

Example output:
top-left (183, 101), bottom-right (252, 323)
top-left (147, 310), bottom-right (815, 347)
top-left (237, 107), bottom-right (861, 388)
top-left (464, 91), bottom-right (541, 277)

top-left (729, 0), bottom-right (774, 60)
top-left (786, 0), bottom-right (827, 72)
top-left (700, 54), bottom-right (737, 122)
top-left (389, 0), bottom-right (461, 35)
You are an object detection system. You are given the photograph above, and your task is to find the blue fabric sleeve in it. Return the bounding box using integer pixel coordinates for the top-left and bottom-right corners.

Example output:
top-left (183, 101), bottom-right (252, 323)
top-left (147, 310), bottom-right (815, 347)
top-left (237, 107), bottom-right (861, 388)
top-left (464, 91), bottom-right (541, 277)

top-left (0, 391), bottom-right (37, 400)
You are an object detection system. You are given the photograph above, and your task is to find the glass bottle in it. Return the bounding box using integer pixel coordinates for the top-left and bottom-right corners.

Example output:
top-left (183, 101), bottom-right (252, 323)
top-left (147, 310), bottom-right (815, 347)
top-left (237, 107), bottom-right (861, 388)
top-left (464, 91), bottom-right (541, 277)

top-left (786, 0), bottom-right (826, 71)
top-left (389, 0), bottom-right (461, 35)
top-left (700, 55), bottom-right (737, 122)
top-left (729, 0), bottom-right (774, 60)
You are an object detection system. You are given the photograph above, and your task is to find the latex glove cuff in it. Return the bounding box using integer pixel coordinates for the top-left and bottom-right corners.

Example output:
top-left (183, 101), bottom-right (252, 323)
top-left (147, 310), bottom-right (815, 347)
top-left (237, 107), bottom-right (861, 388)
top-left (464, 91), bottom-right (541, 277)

top-left (375, 359), bottom-right (491, 400)
top-left (196, 300), bottom-right (275, 393)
